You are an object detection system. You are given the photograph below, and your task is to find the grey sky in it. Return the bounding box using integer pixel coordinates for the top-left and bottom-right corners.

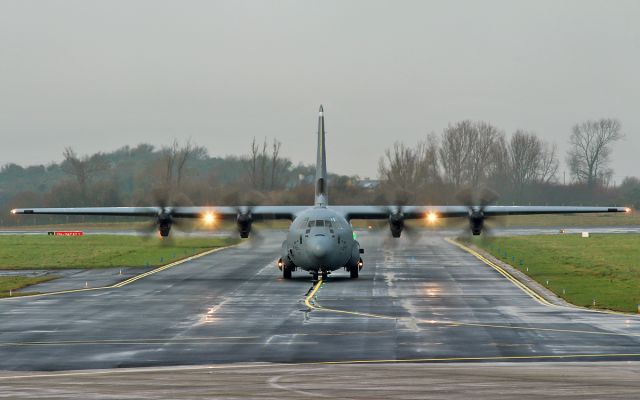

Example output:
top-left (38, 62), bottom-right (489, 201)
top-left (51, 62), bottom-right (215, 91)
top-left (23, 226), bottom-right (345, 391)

top-left (1, 0), bottom-right (638, 182)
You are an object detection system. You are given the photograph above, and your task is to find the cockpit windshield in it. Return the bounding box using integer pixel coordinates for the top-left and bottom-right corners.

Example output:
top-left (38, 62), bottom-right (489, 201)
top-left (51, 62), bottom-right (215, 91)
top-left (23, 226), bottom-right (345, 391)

top-left (308, 219), bottom-right (333, 228)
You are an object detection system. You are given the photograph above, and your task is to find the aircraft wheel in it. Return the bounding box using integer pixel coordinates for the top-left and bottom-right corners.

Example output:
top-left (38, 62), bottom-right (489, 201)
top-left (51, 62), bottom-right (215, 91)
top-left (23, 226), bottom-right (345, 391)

top-left (283, 267), bottom-right (292, 280)
top-left (321, 271), bottom-right (328, 280)
top-left (350, 267), bottom-right (359, 279)
top-left (312, 271), bottom-right (319, 281)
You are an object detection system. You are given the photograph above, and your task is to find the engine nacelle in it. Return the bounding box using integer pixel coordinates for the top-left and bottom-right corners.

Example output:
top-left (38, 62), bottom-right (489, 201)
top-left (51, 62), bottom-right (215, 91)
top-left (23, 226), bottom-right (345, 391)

top-left (236, 213), bottom-right (252, 238)
top-left (388, 213), bottom-right (404, 238)
top-left (469, 211), bottom-right (484, 236)
top-left (158, 214), bottom-right (172, 237)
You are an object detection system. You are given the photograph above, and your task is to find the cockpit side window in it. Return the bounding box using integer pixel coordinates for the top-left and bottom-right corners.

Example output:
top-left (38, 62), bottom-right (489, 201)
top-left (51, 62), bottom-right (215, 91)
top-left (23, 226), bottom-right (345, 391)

top-left (308, 220), bottom-right (315, 227)
top-left (325, 220), bottom-right (332, 228)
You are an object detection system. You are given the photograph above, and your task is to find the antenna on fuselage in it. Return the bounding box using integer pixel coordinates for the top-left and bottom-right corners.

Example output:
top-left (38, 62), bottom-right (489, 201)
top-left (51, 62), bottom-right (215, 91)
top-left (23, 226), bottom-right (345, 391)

top-left (315, 105), bottom-right (328, 207)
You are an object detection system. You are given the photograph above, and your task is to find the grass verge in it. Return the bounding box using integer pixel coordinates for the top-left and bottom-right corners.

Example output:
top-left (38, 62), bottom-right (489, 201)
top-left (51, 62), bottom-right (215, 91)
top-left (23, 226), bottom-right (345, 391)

top-left (470, 233), bottom-right (640, 312)
top-left (0, 235), bottom-right (239, 269)
top-left (0, 275), bottom-right (57, 298)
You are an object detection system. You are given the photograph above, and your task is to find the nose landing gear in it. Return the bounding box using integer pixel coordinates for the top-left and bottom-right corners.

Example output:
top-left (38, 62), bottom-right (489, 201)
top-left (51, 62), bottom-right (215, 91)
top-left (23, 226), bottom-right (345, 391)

top-left (311, 270), bottom-right (329, 281)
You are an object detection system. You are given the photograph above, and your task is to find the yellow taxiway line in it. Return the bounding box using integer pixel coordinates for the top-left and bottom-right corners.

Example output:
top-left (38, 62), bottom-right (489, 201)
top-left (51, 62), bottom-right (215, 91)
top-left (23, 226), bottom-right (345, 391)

top-left (304, 267), bottom-right (640, 340)
top-left (305, 279), bottom-right (396, 320)
top-left (445, 238), bottom-right (552, 306)
top-left (446, 238), bottom-right (637, 317)
top-left (1, 245), bottom-right (234, 301)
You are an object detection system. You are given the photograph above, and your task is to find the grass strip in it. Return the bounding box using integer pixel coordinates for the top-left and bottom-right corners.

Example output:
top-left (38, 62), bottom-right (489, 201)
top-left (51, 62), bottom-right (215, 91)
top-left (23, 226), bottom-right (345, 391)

top-left (0, 275), bottom-right (57, 298)
top-left (471, 234), bottom-right (640, 312)
top-left (0, 235), bottom-right (239, 269)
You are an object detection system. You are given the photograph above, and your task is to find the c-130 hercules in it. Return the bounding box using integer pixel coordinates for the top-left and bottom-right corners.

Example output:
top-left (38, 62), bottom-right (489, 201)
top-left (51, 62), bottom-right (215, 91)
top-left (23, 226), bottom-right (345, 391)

top-left (12, 106), bottom-right (630, 280)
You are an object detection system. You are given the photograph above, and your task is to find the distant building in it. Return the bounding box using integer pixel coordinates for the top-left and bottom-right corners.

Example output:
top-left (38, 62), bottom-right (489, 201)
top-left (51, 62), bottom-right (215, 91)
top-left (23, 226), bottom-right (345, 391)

top-left (356, 178), bottom-right (380, 190)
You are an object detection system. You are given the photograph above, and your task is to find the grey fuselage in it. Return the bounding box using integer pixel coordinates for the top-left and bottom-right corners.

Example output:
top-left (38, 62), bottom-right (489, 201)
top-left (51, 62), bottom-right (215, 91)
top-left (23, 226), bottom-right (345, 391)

top-left (280, 207), bottom-right (361, 273)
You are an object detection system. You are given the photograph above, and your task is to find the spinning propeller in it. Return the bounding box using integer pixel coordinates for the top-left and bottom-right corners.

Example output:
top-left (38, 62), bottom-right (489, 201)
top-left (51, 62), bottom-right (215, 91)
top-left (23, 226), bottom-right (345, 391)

top-left (138, 189), bottom-right (192, 240)
top-left (456, 187), bottom-right (500, 236)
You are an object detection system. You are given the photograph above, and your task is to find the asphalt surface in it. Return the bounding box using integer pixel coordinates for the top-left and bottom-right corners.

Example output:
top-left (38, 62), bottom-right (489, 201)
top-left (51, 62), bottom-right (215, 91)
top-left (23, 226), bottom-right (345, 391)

top-left (3, 362), bottom-right (640, 399)
top-left (2, 231), bottom-right (640, 373)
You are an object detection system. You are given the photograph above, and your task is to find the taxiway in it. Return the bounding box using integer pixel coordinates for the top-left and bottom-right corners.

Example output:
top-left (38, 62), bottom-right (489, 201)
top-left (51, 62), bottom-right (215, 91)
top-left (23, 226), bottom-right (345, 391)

top-left (1, 231), bottom-right (640, 371)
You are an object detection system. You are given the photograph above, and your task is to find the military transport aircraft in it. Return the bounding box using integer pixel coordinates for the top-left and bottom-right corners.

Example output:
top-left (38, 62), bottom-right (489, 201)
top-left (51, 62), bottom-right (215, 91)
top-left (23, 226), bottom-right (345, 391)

top-left (11, 106), bottom-right (630, 280)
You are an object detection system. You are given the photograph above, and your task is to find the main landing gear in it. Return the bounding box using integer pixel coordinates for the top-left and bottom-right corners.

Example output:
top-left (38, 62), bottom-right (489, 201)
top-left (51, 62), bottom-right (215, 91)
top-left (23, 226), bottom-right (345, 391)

top-left (350, 258), bottom-right (364, 279)
top-left (278, 258), bottom-right (293, 280)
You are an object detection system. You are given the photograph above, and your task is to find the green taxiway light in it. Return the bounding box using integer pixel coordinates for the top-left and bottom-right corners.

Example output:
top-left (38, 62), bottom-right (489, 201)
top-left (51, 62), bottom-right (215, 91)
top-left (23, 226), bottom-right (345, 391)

top-left (353, 232), bottom-right (357, 240)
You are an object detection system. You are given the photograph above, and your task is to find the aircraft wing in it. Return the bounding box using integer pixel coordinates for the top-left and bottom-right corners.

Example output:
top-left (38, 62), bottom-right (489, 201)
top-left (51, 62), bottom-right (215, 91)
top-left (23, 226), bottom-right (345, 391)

top-left (11, 206), bottom-right (309, 220)
top-left (169, 206), bottom-right (308, 220)
top-left (332, 205), bottom-right (630, 220)
top-left (12, 205), bottom-right (630, 220)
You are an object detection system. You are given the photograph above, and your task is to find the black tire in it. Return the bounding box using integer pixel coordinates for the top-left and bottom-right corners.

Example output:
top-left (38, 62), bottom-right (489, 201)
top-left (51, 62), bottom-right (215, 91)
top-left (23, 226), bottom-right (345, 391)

top-left (283, 268), bottom-right (292, 279)
top-left (312, 272), bottom-right (319, 281)
top-left (321, 271), bottom-right (328, 280)
top-left (350, 267), bottom-right (359, 279)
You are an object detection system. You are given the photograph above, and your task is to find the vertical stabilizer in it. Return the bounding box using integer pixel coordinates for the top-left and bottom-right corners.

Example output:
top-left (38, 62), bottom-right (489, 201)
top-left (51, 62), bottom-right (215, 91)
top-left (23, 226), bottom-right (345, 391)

top-left (315, 105), bottom-right (328, 207)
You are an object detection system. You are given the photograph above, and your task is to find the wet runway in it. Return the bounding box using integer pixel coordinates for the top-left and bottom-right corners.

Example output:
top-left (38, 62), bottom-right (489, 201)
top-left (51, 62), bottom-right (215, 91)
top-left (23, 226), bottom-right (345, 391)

top-left (1, 231), bottom-right (640, 371)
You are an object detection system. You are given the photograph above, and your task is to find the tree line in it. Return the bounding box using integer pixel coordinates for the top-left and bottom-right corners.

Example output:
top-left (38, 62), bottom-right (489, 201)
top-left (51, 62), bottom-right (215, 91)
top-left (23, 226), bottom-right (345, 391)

top-left (0, 117), bottom-right (636, 226)
top-left (378, 118), bottom-right (630, 205)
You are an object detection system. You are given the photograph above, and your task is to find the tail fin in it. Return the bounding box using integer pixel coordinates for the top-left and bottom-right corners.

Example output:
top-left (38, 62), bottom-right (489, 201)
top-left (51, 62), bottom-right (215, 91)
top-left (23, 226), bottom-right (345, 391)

top-left (315, 105), bottom-right (328, 207)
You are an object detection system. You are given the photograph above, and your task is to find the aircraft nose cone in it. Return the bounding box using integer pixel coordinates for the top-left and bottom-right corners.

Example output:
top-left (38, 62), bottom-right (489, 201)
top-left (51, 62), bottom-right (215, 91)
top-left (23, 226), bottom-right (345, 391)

top-left (308, 236), bottom-right (331, 260)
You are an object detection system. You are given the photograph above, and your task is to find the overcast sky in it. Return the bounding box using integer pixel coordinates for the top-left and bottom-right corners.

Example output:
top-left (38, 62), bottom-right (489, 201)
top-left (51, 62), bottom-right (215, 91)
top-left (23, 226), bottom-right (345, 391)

top-left (1, 0), bottom-right (638, 182)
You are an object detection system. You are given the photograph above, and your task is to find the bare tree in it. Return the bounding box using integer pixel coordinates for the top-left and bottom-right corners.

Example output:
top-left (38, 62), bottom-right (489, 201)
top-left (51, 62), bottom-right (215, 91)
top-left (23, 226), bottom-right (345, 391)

top-left (62, 147), bottom-right (108, 200)
top-left (415, 134), bottom-right (441, 188)
top-left (378, 142), bottom-right (421, 194)
top-left (258, 139), bottom-right (268, 190)
top-left (507, 130), bottom-right (559, 197)
top-left (567, 118), bottom-right (623, 187)
top-left (439, 120), bottom-right (474, 188)
top-left (270, 139), bottom-right (282, 190)
top-left (471, 122), bottom-right (506, 185)
top-left (160, 139), bottom-right (207, 189)
top-left (174, 139), bottom-right (193, 187)
top-left (248, 137), bottom-right (260, 188)
top-left (162, 140), bottom-right (179, 186)
top-left (246, 137), bottom-right (287, 191)
top-left (439, 120), bottom-right (505, 189)
top-left (378, 135), bottom-right (441, 200)
top-left (538, 142), bottom-right (559, 184)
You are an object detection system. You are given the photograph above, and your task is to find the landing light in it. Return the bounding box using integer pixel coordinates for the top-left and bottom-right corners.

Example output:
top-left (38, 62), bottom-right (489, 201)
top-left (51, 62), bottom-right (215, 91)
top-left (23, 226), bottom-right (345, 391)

top-left (203, 212), bottom-right (216, 225)
top-left (426, 212), bottom-right (438, 223)
top-left (10, 209), bottom-right (17, 215)
top-left (625, 207), bottom-right (632, 213)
